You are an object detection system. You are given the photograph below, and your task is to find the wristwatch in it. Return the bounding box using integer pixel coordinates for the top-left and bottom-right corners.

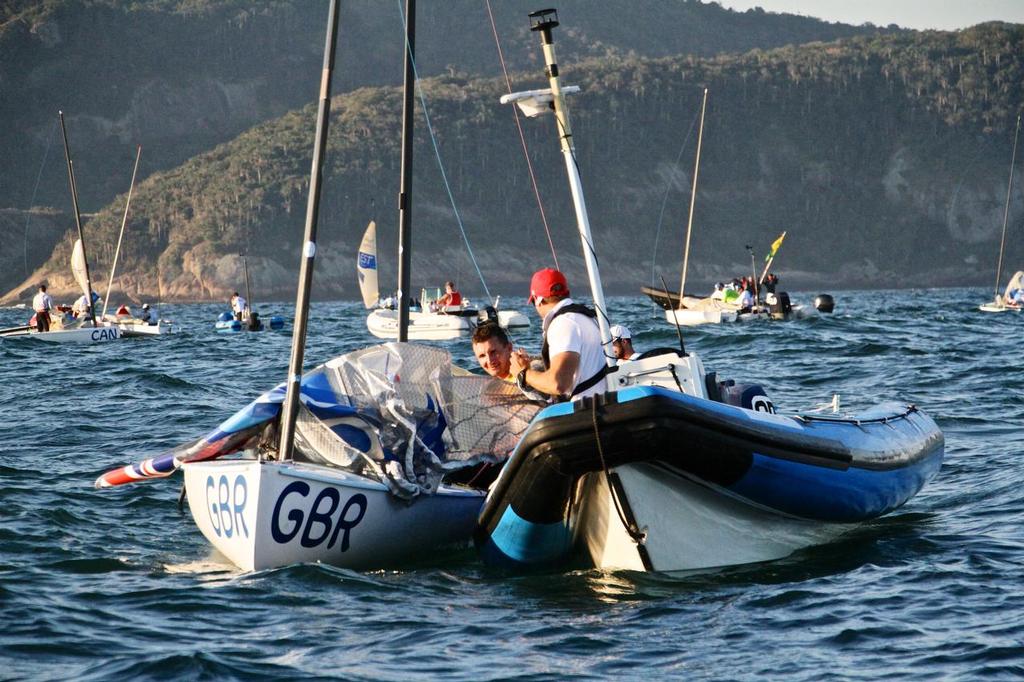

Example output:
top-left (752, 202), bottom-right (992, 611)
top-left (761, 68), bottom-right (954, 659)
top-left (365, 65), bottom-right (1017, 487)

top-left (516, 367), bottom-right (529, 390)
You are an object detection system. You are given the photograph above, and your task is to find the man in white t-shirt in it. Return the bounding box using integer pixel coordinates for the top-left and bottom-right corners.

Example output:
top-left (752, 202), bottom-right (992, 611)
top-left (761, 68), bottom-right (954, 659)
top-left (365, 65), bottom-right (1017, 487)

top-left (509, 268), bottom-right (608, 401)
top-left (610, 324), bottom-right (640, 363)
top-left (32, 284), bottom-right (54, 332)
top-left (231, 292), bottom-right (248, 321)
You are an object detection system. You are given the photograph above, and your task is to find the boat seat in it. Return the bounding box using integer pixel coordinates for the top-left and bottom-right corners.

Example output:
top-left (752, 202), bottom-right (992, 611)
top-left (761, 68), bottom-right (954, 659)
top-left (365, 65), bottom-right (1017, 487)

top-left (635, 347), bottom-right (685, 361)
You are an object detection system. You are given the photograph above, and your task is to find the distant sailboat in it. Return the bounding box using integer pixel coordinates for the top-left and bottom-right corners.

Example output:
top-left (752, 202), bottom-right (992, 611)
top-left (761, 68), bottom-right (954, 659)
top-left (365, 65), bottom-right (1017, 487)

top-left (357, 220), bottom-right (379, 308)
top-left (980, 113), bottom-right (1022, 313)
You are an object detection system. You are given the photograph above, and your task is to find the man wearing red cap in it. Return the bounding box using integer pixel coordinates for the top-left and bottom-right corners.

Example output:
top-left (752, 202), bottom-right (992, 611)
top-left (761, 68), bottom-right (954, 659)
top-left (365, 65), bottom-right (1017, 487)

top-left (509, 268), bottom-right (607, 401)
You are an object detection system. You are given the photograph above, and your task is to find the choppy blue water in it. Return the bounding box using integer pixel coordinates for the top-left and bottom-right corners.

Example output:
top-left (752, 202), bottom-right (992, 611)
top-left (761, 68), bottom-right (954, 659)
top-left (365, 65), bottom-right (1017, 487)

top-left (1, 288), bottom-right (1021, 680)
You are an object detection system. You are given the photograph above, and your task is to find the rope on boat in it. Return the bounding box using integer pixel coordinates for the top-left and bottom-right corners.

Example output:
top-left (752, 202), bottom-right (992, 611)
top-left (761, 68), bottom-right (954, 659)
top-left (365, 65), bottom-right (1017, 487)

top-left (396, 0), bottom-right (493, 305)
top-left (649, 102), bottom-right (703, 290)
top-left (484, 0), bottom-right (560, 271)
top-left (23, 118), bottom-right (59, 279)
top-left (591, 399), bottom-right (646, 545)
top-left (795, 404), bottom-right (918, 425)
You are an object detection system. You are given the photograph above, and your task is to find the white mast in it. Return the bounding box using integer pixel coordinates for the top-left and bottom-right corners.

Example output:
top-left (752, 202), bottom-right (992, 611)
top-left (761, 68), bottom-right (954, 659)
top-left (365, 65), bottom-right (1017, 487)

top-left (526, 9), bottom-right (614, 367)
top-left (102, 144), bottom-right (142, 319)
top-left (679, 88), bottom-right (708, 303)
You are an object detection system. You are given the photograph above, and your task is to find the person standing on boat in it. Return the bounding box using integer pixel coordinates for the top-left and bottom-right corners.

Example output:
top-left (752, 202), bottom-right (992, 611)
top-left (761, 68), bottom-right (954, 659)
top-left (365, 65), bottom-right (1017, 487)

top-left (472, 322), bottom-right (515, 382)
top-left (737, 283), bottom-right (754, 313)
top-left (610, 324), bottom-right (640, 363)
top-left (510, 268), bottom-right (607, 401)
top-left (230, 292), bottom-right (248, 321)
top-left (434, 281), bottom-right (462, 311)
top-left (140, 304), bottom-right (155, 324)
top-left (32, 284), bottom-right (53, 332)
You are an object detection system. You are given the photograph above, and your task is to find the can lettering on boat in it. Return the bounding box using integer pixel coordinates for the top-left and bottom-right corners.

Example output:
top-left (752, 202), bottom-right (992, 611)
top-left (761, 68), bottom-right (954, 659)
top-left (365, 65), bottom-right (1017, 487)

top-left (91, 327), bottom-right (119, 341)
top-left (205, 474), bottom-right (249, 539)
top-left (270, 481), bottom-right (367, 552)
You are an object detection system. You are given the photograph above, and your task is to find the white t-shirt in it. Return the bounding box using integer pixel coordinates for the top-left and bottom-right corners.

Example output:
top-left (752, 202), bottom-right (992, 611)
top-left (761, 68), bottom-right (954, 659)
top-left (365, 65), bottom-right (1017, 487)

top-left (543, 298), bottom-right (608, 400)
top-left (32, 291), bottom-right (53, 312)
top-left (738, 289), bottom-right (754, 308)
top-left (232, 296), bottom-right (248, 314)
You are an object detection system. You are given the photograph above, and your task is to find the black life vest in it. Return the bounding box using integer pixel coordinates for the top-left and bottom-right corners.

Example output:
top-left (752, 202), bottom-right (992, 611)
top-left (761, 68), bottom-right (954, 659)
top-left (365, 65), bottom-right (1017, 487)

top-left (540, 303), bottom-right (609, 399)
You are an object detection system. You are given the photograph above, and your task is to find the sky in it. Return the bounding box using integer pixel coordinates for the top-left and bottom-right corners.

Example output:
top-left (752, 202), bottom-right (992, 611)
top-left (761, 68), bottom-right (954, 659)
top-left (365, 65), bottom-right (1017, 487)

top-left (715, 0), bottom-right (1024, 31)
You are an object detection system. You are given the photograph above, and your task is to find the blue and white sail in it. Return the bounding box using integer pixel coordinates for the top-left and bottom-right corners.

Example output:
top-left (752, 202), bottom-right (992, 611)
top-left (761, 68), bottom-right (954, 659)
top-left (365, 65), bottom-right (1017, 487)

top-left (357, 220), bottom-right (379, 309)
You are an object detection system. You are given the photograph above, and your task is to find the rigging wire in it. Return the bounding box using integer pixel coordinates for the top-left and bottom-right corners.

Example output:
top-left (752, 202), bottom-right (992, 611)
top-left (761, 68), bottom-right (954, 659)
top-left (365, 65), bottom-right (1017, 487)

top-left (484, 0), bottom-right (560, 271)
top-left (23, 118), bottom-right (59, 279)
top-left (396, 0), bottom-right (492, 304)
top-left (649, 101), bottom-right (703, 289)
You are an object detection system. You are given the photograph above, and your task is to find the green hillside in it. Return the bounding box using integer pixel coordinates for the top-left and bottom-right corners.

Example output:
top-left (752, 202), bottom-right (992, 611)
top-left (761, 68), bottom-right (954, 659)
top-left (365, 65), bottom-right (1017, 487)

top-left (8, 21), bottom-right (1021, 303)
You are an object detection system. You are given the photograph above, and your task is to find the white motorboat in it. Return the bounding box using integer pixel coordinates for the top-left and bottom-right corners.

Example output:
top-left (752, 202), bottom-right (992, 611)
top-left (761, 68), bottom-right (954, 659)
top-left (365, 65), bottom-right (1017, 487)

top-left (477, 9), bottom-right (941, 574)
top-left (359, 220), bottom-right (529, 340)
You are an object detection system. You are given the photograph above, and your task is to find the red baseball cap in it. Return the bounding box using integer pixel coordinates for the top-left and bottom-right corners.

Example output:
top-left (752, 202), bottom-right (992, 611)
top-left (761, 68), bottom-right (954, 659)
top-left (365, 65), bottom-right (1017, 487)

top-left (528, 268), bottom-right (569, 304)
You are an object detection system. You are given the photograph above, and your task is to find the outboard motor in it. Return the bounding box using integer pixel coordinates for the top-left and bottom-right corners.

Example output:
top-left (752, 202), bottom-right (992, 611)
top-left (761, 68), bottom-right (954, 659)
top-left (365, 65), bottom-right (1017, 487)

top-left (478, 305), bottom-right (499, 325)
top-left (814, 294), bottom-right (835, 313)
top-left (766, 291), bottom-right (792, 319)
top-left (718, 379), bottom-right (775, 414)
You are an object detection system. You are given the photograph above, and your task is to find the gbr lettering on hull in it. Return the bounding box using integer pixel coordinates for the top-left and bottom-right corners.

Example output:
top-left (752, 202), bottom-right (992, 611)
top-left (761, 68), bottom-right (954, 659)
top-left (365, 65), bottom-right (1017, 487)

top-left (203, 475), bottom-right (368, 553)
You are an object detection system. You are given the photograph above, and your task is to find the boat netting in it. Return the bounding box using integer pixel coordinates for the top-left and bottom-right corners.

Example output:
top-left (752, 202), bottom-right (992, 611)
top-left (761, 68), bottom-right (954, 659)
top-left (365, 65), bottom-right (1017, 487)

top-left (293, 342), bottom-right (542, 498)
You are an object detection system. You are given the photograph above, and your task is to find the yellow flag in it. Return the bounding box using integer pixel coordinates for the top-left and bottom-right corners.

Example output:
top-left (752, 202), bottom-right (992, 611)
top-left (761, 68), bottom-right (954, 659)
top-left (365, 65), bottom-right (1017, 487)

top-left (765, 231), bottom-right (786, 262)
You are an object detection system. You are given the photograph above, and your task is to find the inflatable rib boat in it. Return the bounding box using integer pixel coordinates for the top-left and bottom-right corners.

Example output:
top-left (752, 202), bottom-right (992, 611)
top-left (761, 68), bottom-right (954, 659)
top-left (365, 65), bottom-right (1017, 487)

top-left (476, 360), bottom-right (944, 573)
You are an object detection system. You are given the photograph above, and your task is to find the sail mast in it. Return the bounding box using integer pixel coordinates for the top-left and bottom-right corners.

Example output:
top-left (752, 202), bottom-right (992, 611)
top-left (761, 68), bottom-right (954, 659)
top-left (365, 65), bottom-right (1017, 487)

top-left (59, 111), bottom-right (98, 327)
top-left (993, 113), bottom-right (1021, 302)
top-left (678, 88), bottom-right (708, 302)
top-left (102, 144), bottom-right (142, 319)
top-left (277, 0), bottom-right (341, 461)
top-left (396, 0), bottom-right (416, 342)
top-left (529, 9), bottom-right (613, 367)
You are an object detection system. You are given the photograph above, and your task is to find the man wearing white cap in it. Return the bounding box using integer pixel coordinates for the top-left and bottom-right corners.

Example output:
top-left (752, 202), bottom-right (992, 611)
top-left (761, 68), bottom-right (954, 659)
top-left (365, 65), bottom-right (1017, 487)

top-left (610, 324), bottom-right (639, 363)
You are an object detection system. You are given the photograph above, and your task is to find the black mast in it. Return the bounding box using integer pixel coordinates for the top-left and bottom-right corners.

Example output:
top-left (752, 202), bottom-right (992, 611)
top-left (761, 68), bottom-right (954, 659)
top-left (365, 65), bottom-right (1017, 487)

top-left (396, 0), bottom-right (416, 341)
top-left (277, 0), bottom-right (341, 460)
top-left (59, 111), bottom-right (98, 327)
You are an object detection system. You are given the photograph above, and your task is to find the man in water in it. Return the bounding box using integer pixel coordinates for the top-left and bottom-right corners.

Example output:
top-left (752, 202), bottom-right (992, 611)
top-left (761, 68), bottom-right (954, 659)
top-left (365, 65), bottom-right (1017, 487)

top-left (32, 284), bottom-right (53, 332)
top-left (471, 322), bottom-right (514, 382)
top-left (610, 324), bottom-right (640, 363)
top-left (509, 268), bottom-right (607, 401)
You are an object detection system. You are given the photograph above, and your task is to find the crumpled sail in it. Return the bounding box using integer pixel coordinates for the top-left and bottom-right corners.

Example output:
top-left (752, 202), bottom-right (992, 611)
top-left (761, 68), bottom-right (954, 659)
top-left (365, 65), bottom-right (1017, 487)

top-left (95, 343), bottom-right (541, 499)
top-left (1001, 271), bottom-right (1024, 302)
top-left (357, 220), bottom-right (379, 309)
top-left (71, 238), bottom-right (90, 300)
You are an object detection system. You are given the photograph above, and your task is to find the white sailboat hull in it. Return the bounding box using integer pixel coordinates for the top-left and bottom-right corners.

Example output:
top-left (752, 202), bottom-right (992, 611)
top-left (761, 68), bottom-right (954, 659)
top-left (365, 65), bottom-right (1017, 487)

top-left (574, 462), bottom-right (847, 573)
top-left (0, 325), bottom-right (122, 343)
top-left (665, 307), bottom-right (738, 326)
top-left (183, 459), bottom-right (484, 571)
top-left (496, 309), bottom-right (530, 329)
top-left (366, 309), bottom-right (473, 340)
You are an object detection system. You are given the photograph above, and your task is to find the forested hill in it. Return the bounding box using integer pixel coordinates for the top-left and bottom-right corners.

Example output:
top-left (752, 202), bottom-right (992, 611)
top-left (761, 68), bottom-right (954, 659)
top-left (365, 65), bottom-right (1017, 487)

top-left (5, 20), bottom-right (1021, 304)
top-left (1, 0), bottom-right (895, 213)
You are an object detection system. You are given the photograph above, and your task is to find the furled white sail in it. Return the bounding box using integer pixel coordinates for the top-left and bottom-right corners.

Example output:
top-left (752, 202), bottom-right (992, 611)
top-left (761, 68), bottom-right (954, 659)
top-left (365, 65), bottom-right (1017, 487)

top-left (71, 239), bottom-right (89, 300)
top-left (357, 220), bottom-right (379, 309)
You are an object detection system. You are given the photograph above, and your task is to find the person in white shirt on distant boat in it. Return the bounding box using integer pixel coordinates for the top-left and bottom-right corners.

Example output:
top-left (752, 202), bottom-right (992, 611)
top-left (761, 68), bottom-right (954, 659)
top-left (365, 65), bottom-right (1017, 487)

top-left (231, 292), bottom-right (248, 321)
top-left (737, 284), bottom-right (754, 312)
top-left (610, 324), bottom-right (640, 363)
top-left (32, 284), bottom-right (54, 332)
top-left (509, 268), bottom-right (608, 402)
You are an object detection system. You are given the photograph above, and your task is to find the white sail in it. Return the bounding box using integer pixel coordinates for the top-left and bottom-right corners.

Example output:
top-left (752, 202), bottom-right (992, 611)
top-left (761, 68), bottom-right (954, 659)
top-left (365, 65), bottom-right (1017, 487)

top-left (357, 220), bottom-right (379, 309)
top-left (71, 239), bottom-right (89, 300)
